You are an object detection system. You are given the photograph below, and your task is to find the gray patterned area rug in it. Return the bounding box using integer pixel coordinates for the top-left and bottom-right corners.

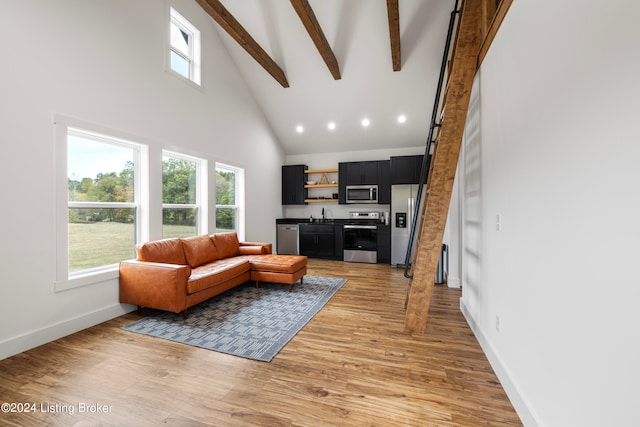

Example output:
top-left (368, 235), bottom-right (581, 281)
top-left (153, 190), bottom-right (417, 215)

top-left (122, 276), bottom-right (347, 362)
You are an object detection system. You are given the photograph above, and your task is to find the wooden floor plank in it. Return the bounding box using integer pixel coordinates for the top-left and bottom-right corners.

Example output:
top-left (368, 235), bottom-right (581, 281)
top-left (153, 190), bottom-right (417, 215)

top-left (0, 260), bottom-right (521, 426)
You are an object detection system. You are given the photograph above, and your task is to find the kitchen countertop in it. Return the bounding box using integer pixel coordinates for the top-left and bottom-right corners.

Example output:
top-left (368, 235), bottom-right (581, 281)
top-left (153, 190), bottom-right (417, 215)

top-left (277, 218), bottom-right (389, 226)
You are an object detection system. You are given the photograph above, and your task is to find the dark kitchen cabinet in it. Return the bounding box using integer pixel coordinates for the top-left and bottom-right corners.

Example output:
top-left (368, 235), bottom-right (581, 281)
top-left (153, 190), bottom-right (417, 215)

top-left (377, 225), bottom-right (391, 264)
top-left (344, 161), bottom-right (378, 185)
top-left (338, 164), bottom-right (347, 204)
top-left (338, 160), bottom-right (389, 204)
top-left (377, 160), bottom-right (391, 204)
top-left (390, 155), bottom-right (430, 184)
top-left (282, 164), bottom-right (307, 205)
top-left (299, 223), bottom-right (337, 259)
top-left (334, 224), bottom-right (344, 259)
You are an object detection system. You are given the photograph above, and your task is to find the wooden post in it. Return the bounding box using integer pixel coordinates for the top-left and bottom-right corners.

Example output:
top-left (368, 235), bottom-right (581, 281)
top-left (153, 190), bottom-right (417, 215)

top-left (404, 0), bottom-right (483, 334)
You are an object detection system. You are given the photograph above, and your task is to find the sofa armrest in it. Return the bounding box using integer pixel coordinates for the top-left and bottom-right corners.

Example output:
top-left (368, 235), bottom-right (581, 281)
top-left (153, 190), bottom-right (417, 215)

top-left (119, 260), bottom-right (190, 314)
top-left (238, 246), bottom-right (266, 255)
top-left (239, 242), bottom-right (272, 255)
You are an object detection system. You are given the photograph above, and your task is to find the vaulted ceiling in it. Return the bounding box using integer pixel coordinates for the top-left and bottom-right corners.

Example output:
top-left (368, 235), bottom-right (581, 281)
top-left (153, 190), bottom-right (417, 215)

top-left (198, 0), bottom-right (454, 156)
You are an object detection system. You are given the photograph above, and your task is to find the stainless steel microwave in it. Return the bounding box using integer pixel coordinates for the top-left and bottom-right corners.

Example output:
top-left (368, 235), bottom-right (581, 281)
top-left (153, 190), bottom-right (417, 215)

top-left (346, 185), bottom-right (378, 204)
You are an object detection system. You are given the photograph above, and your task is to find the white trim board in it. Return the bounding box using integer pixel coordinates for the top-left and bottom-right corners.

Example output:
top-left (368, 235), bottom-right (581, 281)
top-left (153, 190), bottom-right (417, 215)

top-left (459, 297), bottom-right (540, 427)
top-left (0, 304), bottom-right (134, 361)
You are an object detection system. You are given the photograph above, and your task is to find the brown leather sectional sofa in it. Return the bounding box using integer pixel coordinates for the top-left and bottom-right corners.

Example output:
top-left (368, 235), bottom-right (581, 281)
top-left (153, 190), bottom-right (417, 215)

top-left (119, 232), bottom-right (307, 317)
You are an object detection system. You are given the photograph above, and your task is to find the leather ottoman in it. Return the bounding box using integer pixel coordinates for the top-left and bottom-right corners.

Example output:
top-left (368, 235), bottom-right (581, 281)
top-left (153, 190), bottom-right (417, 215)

top-left (250, 254), bottom-right (308, 291)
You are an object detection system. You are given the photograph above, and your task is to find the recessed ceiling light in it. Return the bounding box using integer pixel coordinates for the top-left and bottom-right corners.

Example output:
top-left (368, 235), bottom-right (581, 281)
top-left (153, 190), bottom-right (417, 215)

top-left (296, 125), bottom-right (304, 133)
top-left (361, 118), bottom-right (370, 127)
top-left (398, 114), bottom-right (407, 123)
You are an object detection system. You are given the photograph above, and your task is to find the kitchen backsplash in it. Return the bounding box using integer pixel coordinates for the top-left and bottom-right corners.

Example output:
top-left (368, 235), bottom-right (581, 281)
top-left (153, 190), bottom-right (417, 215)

top-left (283, 203), bottom-right (390, 221)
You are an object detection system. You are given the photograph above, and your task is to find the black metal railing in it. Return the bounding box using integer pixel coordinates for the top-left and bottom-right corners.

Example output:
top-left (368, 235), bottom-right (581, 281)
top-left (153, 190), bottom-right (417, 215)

top-left (404, 0), bottom-right (460, 279)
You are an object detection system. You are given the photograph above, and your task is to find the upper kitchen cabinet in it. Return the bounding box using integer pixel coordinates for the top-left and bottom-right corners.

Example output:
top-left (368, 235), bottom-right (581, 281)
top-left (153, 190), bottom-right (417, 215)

top-left (390, 155), bottom-right (431, 184)
top-left (338, 160), bottom-right (390, 205)
top-left (344, 161), bottom-right (378, 185)
top-left (282, 164), bottom-right (307, 205)
top-left (377, 160), bottom-right (391, 204)
top-left (338, 165), bottom-right (347, 204)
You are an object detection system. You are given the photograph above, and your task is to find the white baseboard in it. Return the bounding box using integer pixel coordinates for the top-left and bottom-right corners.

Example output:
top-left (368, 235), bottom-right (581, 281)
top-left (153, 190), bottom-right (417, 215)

top-left (459, 298), bottom-right (540, 427)
top-left (0, 304), bottom-right (134, 361)
top-left (446, 275), bottom-right (461, 288)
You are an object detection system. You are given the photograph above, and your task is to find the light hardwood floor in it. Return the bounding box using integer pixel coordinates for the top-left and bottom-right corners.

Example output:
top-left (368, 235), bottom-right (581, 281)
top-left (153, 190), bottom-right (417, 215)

top-left (0, 260), bottom-right (521, 426)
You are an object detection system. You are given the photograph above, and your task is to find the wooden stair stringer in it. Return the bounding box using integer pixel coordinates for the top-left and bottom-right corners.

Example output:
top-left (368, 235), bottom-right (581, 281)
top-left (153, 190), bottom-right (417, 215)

top-left (404, 0), bottom-right (483, 335)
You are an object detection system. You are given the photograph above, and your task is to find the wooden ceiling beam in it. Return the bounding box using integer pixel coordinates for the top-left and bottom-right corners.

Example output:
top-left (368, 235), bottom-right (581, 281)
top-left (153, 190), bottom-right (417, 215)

top-left (196, 0), bottom-right (289, 88)
top-left (478, 0), bottom-right (513, 68)
top-left (290, 0), bottom-right (341, 80)
top-left (386, 0), bottom-right (401, 71)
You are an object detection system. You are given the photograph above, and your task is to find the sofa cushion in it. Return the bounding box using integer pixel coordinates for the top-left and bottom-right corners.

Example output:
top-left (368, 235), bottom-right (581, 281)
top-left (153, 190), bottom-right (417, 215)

top-left (187, 258), bottom-right (250, 294)
top-left (135, 238), bottom-right (187, 265)
top-left (249, 254), bottom-right (308, 274)
top-left (211, 232), bottom-right (240, 259)
top-left (181, 235), bottom-right (220, 268)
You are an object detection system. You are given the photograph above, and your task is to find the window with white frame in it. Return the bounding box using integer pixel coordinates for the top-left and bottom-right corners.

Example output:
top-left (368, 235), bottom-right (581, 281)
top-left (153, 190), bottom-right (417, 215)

top-left (169, 7), bottom-right (201, 85)
top-left (162, 151), bottom-right (206, 238)
top-left (215, 163), bottom-right (244, 238)
top-left (63, 127), bottom-right (144, 278)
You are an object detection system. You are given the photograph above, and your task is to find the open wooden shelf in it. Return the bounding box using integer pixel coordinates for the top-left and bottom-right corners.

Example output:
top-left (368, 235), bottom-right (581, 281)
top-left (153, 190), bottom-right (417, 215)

top-left (304, 168), bottom-right (338, 174)
top-left (304, 183), bottom-right (338, 188)
top-left (304, 168), bottom-right (338, 203)
top-left (305, 199), bottom-right (338, 203)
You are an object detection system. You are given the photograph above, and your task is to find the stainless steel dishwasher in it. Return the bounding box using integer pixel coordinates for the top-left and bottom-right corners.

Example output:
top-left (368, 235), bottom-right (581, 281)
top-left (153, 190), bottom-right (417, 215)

top-left (277, 223), bottom-right (300, 255)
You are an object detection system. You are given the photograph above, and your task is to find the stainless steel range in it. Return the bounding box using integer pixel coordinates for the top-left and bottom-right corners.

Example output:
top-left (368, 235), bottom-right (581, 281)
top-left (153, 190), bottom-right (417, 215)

top-left (343, 211), bottom-right (380, 264)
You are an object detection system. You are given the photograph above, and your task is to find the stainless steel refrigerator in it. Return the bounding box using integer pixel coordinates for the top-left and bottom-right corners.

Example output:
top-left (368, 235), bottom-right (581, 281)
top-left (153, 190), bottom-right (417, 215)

top-left (391, 184), bottom-right (424, 266)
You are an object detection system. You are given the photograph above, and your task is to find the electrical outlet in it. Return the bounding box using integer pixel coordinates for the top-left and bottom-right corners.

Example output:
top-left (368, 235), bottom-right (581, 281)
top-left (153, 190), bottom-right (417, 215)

top-left (496, 214), bottom-right (501, 231)
top-left (495, 315), bottom-right (500, 332)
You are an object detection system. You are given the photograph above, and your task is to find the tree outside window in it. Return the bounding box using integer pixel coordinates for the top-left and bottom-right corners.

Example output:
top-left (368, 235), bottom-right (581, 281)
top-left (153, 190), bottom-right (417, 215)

top-left (216, 164), bottom-right (243, 234)
top-left (162, 153), bottom-right (200, 238)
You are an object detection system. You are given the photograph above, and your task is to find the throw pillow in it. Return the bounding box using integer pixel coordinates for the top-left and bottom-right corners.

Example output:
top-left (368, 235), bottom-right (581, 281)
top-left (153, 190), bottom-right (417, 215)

top-left (135, 238), bottom-right (187, 265)
top-left (181, 235), bottom-right (220, 267)
top-left (211, 232), bottom-right (240, 259)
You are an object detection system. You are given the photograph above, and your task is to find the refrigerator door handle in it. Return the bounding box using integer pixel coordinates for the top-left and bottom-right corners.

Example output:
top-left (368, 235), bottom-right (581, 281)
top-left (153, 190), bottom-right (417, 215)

top-left (408, 197), bottom-right (414, 232)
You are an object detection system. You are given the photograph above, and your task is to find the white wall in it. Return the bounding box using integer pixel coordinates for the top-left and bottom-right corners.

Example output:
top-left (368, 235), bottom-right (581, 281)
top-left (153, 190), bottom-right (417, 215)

top-left (458, 1), bottom-right (640, 426)
top-left (0, 0), bottom-right (284, 359)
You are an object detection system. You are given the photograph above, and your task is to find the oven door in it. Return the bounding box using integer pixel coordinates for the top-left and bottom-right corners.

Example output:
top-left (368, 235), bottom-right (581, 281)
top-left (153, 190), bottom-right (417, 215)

top-left (343, 225), bottom-right (377, 263)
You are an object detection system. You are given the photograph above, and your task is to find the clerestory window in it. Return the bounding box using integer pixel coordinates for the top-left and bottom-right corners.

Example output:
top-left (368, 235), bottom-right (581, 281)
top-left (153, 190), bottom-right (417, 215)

top-left (169, 7), bottom-right (201, 85)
